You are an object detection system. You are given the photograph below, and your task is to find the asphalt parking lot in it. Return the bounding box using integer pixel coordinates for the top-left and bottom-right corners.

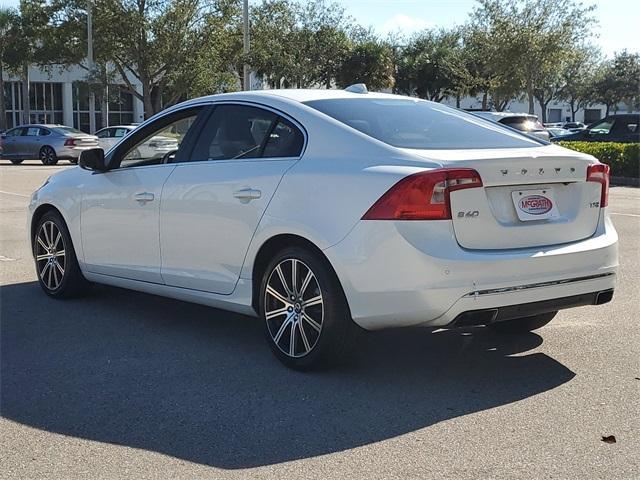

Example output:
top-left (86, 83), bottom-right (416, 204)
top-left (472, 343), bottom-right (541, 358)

top-left (1, 160), bottom-right (639, 479)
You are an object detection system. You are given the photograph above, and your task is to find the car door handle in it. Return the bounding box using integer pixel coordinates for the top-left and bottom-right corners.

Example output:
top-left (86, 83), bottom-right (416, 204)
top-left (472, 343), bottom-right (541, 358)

top-left (233, 188), bottom-right (261, 202)
top-left (134, 192), bottom-right (155, 204)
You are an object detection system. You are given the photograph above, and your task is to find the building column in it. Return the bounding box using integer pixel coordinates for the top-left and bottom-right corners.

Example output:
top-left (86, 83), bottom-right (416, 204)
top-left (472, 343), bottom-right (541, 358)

top-left (62, 82), bottom-right (74, 127)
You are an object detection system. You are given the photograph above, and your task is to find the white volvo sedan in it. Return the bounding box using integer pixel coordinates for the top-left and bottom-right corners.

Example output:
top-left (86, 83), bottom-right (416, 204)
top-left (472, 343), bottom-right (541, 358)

top-left (28, 88), bottom-right (618, 370)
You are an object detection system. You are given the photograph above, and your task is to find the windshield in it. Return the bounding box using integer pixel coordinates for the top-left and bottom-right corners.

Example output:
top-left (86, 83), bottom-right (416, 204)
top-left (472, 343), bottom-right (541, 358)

top-left (305, 98), bottom-right (542, 149)
top-left (52, 126), bottom-right (85, 135)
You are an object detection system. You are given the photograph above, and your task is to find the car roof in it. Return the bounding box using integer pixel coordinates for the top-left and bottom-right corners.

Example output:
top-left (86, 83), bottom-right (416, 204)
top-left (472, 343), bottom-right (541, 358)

top-left (178, 88), bottom-right (411, 108)
top-left (96, 125), bottom-right (135, 130)
top-left (11, 124), bottom-right (64, 129)
top-left (474, 111), bottom-right (537, 120)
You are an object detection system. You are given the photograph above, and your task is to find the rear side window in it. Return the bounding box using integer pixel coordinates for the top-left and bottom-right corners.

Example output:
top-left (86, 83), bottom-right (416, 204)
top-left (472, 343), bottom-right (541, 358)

top-left (39, 128), bottom-right (51, 136)
top-left (190, 104), bottom-right (304, 161)
top-left (305, 98), bottom-right (542, 149)
top-left (263, 119), bottom-right (304, 158)
top-left (26, 127), bottom-right (40, 136)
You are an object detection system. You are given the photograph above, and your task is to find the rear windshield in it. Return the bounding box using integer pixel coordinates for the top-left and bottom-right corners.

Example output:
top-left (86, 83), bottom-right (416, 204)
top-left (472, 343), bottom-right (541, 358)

top-left (304, 98), bottom-right (542, 149)
top-left (52, 126), bottom-right (85, 135)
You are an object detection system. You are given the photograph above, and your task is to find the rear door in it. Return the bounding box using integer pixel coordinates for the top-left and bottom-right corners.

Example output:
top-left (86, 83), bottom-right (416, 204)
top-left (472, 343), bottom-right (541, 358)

top-left (160, 103), bottom-right (304, 294)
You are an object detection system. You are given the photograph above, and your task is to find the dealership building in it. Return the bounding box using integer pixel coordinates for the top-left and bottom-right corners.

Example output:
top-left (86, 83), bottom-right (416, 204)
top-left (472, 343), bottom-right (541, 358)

top-left (2, 64), bottom-right (145, 133)
top-left (2, 64), bottom-right (635, 133)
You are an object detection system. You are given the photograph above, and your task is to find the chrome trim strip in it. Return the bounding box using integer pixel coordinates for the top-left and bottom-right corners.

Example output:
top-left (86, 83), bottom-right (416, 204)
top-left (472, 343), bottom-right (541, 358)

top-left (465, 272), bottom-right (615, 297)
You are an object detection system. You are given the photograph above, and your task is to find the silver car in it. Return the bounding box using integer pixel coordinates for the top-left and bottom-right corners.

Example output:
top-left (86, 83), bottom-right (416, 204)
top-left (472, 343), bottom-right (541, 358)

top-left (0, 124), bottom-right (99, 165)
top-left (472, 112), bottom-right (551, 141)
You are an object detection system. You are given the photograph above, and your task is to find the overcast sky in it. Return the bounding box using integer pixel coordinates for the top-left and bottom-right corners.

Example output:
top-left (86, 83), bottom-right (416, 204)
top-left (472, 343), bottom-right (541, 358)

top-left (0, 0), bottom-right (637, 57)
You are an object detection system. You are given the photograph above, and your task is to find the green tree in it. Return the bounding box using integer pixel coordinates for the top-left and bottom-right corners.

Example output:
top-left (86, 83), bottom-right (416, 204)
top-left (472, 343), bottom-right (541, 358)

top-left (335, 30), bottom-right (395, 91)
top-left (469, 0), bottom-right (596, 114)
top-left (249, 0), bottom-right (352, 89)
top-left (0, 8), bottom-right (20, 130)
top-left (94, 0), bottom-right (241, 118)
top-left (396, 28), bottom-right (469, 102)
top-left (592, 51), bottom-right (640, 116)
top-left (558, 46), bottom-right (600, 121)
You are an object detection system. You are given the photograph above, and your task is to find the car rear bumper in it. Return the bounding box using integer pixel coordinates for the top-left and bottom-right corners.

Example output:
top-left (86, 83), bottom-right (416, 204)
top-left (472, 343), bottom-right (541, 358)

top-left (323, 210), bottom-right (618, 330)
top-left (57, 145), bottom-right (97, 160)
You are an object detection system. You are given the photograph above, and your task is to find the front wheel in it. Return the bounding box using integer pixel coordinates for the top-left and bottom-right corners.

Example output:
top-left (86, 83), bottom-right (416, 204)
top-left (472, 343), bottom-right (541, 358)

top-left (39, 146), bottom-right (58, 165)
top-left (34, 211), bottom-right (90, 298)
top-left (259, 247), bottom-right (355, 370)
top-left (488, 311), bottom-right (557, 333)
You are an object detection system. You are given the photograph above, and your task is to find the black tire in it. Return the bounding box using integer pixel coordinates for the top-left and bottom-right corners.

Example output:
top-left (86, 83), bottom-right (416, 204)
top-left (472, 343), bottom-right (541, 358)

top-left (10, 159), bottom-right (24, 165)
top-left (488, 311), bottom-right (557, 333)
top-left (69, 158), bottom-right (78, 165)
top-left (34, 210), bottom-right (90, 298)
top-left (259, 246), bottom-right (356, 371)
top-left (39, 145), bottom-right (58, 165)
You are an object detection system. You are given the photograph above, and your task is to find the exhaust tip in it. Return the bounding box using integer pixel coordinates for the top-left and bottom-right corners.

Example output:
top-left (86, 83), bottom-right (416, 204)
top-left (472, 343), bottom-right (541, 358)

top-left (595, 289), bottom-right (614, 305)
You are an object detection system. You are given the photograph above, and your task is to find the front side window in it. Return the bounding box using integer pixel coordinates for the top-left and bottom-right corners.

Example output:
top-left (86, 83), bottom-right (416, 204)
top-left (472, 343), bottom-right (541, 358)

top-left (117, 110), bottom-right (200, 168)
top-left (305, 98), bottom-right (542, 150)
top-left (6, 127), bottom-right (24, 137)
top-left (114, 128), bottom-right (129, 138)
top-left (96, 129), bottom-right (111, 138)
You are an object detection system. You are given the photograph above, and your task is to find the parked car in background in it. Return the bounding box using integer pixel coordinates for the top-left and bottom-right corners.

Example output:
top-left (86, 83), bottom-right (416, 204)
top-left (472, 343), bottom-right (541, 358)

top-left (95, 125), bottom-right (179, 159)
top-left (0, 124), bottom-right (98, 165)
top-left (28, 88), bottom-right (617, 370)
top-left (553, 114), bottom-right (640, 143)
top-left (547, 127), bottom-right (573, 139)
top-left (472, 111), bottom-right (550, 141)
top-left (562, 121), bottom-right (586, 131)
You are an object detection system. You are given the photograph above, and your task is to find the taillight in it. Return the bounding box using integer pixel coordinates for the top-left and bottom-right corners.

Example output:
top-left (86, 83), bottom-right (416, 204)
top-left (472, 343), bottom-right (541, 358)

top-left (586, 163), bottom-right (610, 207)
top-left (362, 168), bottom-right (483, 220)
top-left (64, 138), bottom-right (77, 146)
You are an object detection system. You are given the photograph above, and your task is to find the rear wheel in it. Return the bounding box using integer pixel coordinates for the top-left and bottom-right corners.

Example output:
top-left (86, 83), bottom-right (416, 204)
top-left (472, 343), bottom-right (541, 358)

top-left (488, 311), bottom-right (557, 333)
top-left (34, 211), bottom-right (90, 298)
top-left (39, 146), bottom-right (58, 165)
top-left (259, 247), bottom-right (355, 370)
top-left (9, 159), bottom-right (24, 165)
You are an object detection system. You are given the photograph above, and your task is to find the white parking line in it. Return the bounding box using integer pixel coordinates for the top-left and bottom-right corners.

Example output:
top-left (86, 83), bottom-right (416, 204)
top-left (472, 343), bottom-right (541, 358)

top-left (610, 212), bottom-right (640, 218)
top-left (0, 190), bottom-right (29, 198)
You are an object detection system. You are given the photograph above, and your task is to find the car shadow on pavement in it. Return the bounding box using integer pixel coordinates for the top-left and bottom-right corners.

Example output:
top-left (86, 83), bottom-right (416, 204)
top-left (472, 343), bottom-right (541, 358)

top-left (1, 281), bottom-right (575, 469)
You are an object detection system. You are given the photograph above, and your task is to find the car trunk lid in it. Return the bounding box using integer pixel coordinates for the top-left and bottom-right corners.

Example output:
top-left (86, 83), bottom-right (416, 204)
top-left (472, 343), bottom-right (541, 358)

top-left (403, 146), bottom-right (603, 250)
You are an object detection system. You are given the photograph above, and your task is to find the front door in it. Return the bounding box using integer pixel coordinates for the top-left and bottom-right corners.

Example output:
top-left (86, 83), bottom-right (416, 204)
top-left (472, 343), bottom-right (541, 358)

top-left (80, 107), bottom-right (204, 283)
top-left (160, 103), bottom-right (305, 294)
top-left (1, 127), bottom-right (24, 159)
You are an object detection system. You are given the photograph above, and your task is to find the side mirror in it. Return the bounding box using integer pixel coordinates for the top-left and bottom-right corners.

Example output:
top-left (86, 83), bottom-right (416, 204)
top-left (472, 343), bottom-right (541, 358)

top-left (79, 148), bottom-right (108, 171)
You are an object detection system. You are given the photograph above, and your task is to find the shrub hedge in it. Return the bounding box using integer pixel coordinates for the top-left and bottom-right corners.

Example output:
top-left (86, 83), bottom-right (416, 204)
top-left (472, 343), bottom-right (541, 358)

top-left (556, 141), bottom-right (640, 178)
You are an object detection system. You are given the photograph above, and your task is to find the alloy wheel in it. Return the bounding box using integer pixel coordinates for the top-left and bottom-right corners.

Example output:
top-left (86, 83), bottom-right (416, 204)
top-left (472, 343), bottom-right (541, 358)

top-left (264, 258), bottom-right (324, 358)
top-left (40, 147), bottom-right (56, 165)
top-left (35, 220), bottom-right (66, 291)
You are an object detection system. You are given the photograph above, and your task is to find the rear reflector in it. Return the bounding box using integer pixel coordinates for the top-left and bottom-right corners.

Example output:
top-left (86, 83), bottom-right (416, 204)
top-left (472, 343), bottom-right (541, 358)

top-left (586, 163), bottom-right (610, 207)
top-left (362, 168), bottom-right (483, 220)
